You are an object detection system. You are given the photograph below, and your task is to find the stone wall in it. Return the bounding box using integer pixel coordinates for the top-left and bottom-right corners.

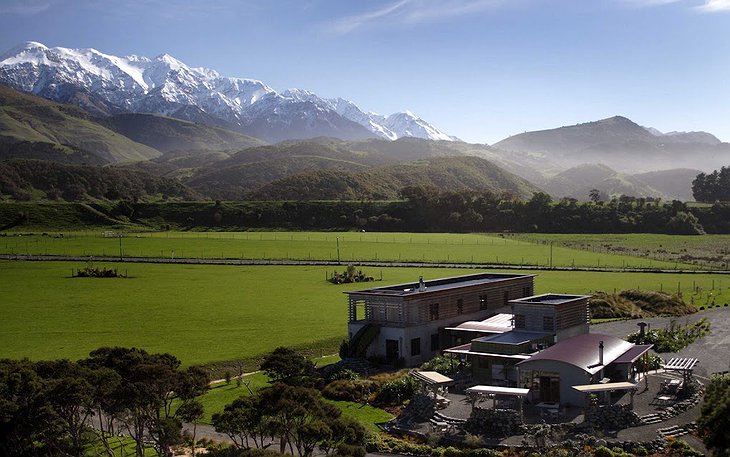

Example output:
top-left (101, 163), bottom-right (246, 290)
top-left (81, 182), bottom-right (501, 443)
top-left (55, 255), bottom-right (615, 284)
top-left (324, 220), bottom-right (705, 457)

top-left (585, 404), bottom-right (641, 430)
top-left (465, 407), bottom-right (523, 437)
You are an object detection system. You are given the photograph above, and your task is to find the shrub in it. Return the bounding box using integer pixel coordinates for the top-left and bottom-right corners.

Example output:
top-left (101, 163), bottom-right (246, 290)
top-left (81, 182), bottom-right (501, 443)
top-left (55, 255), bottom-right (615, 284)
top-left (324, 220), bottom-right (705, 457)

top-left (322, 379), bottom-right (377, 402)
top-left (594, 446), bottom-right (614, 457)
top-left (420, 355), bottom-right (471, 376)
top-left (375, 375), bottom-right (417, 405)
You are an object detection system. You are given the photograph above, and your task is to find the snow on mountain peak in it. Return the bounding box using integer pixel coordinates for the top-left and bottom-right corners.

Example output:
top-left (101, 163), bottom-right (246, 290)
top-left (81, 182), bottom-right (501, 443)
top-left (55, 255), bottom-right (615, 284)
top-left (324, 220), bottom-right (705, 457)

top-left (0, 41), bottom-right (457, 142)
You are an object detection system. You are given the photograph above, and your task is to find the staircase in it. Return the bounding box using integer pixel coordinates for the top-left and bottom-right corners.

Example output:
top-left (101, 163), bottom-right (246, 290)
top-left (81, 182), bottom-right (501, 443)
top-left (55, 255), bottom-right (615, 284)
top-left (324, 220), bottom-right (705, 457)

top-left (349, 323), bottom-right (380, 358)
top-left (657, 425), bottom-right (689, 438)
top-left (639, 413), bottom-right (663, 425)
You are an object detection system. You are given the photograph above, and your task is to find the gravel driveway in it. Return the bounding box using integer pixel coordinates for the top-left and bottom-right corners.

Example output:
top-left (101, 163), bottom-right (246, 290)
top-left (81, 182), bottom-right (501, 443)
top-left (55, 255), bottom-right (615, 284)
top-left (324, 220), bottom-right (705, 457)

top-left (591, 308), bottom-right (730, 378)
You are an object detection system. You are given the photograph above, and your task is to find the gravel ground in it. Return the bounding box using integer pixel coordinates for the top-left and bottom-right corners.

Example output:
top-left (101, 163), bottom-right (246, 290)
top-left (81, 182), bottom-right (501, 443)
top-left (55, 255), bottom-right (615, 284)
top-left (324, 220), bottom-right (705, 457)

top-left (591, 307), bottom-right (730, 378)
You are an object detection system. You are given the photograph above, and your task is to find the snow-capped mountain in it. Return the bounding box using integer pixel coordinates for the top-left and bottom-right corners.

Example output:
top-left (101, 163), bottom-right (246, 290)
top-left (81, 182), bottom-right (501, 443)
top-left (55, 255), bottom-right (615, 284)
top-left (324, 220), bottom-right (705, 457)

top-left (0, 41), bottom-right (456, 143)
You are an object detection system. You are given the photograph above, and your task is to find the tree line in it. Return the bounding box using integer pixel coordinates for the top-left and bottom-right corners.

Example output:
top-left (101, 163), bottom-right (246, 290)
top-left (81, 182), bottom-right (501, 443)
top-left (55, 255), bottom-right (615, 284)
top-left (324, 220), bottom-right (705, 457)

top-left (0, 347), bottom-right (208, 457)
top-left (693, 166), bottom-right (730, 203)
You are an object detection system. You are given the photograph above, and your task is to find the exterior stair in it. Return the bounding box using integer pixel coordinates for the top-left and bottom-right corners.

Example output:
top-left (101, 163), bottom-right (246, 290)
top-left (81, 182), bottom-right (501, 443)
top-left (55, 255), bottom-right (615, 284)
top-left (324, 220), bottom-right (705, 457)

top-left (639, 413), bottom-right (663, 425)
top-left (657, 425), bottom-right (689, 437)
top-left (349, 323), bottom-right (380, 358)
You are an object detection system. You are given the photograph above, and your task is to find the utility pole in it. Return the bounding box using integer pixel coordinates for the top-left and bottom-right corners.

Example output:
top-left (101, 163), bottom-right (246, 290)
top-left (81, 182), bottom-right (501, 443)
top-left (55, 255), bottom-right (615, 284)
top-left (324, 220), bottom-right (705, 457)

top-left (118, 234), bottom-right (123, 260)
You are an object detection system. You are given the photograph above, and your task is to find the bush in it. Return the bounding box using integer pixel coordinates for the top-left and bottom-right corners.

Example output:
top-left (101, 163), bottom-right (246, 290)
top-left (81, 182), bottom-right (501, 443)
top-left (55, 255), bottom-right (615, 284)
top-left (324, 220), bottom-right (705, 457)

top-left (594, 446), bottom-right (614, 457)
top-left (420, 355), bottom-right (470, 376)
top-left (374, 375), bottom-right (417, 405)
top-left (322, 379), bottom-right (377, 402)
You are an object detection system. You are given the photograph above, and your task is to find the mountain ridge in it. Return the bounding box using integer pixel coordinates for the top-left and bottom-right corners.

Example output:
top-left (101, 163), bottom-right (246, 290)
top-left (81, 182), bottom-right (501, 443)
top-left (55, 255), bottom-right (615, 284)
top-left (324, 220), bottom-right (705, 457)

top-left (0, 41), bottom-right (456, 143)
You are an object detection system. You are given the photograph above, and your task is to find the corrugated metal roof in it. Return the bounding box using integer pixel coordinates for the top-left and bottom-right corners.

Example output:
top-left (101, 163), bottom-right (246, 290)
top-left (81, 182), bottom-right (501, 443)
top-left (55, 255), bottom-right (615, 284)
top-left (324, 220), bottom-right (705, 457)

top-left (443, 343), bottom-right (533, 360)
top-left (510, 293), bottom-right (591, 305)
top-left (445, 313), bottom-right (514, 333)
top-left (477, 330), bottom-right (550, 344)
top-left (516, 333), bottom-right (634, 375)
top-left (613, 344), bottom-right (653, 364)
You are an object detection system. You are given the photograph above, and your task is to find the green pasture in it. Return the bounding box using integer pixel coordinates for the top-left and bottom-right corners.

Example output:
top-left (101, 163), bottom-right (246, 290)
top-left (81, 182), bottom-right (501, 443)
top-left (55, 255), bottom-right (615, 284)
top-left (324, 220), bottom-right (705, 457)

top-left (510, 233), bottom-right (730, 269)
top-left (1, 261), bottom-right (728, 365)
top-left (0, 231), bottom-right (701, 269)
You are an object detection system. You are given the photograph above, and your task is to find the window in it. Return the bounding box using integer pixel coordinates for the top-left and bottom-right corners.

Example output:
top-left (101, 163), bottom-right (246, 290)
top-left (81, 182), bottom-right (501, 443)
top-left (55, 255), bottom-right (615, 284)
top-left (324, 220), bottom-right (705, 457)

top-left (411, 338), bottom-right (421, 356)
top-left (543, 316), bottom-right (554, 331)
top-left (456, 298), bottom-right (464, 315)
top-left (479, 294), bottom-right (488, 310)
top-left (523, 286), bottom-right (532, 297)
top-left (503, 290), bottom-right (509, 306)
top-left (429, 303), bottom-right (440, 321)
top-left (431, 333), bottom-right (440, 351)
top-left (514, 314), bottom-right (526, 329)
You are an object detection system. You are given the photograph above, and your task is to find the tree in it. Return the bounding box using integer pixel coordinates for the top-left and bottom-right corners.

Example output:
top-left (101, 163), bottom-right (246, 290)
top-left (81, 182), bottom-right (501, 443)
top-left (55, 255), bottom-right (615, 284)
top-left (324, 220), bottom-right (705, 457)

top-left (698, 373), bottom-right (730, 456)
top-left (84, 347), bottom-right (209, 457)
top-left (666, 211), bottom-right (705, 235)
top-left (589, 188), bottom-right (601, 204)
top-left (260, 347), bottom-right (317, 386)
top-left (212, 396), bottom-right (271, 450)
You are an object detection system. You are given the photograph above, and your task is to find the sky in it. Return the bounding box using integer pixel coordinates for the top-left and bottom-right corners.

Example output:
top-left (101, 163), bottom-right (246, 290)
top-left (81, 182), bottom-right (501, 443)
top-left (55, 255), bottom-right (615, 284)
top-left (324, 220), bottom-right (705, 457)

top-left (0, 0), bottom-right (728, 143)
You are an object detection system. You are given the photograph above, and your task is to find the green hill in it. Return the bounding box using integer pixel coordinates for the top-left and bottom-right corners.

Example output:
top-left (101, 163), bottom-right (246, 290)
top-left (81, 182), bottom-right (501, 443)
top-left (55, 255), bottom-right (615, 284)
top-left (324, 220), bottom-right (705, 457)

top-left (0, 85), bottom-right (161, 163)
top-left (101, 113), bottom-right (265, 153)
top-left (252, 156), bottom-right (541, 201)
top-left (0, 159), bottom-right (198, 202)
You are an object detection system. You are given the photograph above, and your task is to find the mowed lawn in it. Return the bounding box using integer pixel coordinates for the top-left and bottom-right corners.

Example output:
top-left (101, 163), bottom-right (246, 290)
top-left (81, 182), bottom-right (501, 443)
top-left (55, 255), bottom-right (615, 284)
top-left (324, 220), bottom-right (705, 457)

top-left (1, 261), bottom-right (728, 364)
top-left (0, 231), bottom-right (695, 269)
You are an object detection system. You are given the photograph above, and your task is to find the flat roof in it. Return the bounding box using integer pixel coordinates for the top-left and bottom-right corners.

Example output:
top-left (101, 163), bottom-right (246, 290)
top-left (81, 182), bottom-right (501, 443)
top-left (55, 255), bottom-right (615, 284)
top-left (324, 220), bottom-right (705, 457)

top-left (411, 371), bottom-right (453, 385)
top-left (475, 330), bottom-right (550, 345)
top-left (445, 313), bottom-right (514, 333)
top-left (510, 293), bottom-right (591, 305)
top-left (572, 382), bottom-right (638, 393)
top-left (444, 343), bottom-right (533, 360)
top-left (466, 385), bottom-right (530, 396)
top-left (345, 272), bottom-right (535, 297)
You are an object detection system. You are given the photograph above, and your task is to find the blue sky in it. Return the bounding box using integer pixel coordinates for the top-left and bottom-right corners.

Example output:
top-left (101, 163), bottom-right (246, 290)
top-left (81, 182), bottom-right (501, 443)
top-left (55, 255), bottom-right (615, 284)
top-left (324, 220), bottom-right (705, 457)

top-left (0, 0), bottom-right (728, 143)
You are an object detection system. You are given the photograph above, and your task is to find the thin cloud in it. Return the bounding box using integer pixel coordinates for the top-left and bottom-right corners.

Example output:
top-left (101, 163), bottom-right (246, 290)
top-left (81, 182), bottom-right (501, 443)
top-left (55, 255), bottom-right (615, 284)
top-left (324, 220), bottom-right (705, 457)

top-left (325, 0), bottom-right (511, 34)
top-left (696, 0), bottom-right (730, 12)
top-left (0, 0), bottom-right (54, 15)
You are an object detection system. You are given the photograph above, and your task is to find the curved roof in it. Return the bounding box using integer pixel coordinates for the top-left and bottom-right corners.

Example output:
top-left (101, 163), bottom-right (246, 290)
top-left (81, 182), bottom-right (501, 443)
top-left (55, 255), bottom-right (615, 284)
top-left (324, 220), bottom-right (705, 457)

top-left (516, 333), bottom-right (634, 375)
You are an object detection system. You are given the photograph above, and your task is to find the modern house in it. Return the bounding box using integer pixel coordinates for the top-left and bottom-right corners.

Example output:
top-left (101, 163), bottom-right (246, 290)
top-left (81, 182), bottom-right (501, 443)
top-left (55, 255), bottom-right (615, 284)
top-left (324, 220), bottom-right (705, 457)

top-left (444, 294), bottom-right (591, 384)
top-left (443, 293), bottom-right (652, 406)
top-left (345, 272), bottom-right (535, 367)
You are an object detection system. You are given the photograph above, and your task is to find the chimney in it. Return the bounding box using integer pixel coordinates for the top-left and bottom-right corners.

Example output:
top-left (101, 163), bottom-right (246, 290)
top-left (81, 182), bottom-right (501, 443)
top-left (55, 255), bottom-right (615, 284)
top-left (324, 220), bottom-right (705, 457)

top-left (599, 341), bottom-right (604, 366)
top-left (418, 276), bottom-right (426, 292)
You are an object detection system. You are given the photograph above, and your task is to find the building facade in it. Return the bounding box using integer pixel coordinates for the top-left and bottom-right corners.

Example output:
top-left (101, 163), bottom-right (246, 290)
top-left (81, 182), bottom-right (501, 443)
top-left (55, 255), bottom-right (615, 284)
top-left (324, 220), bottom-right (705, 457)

top-left (346, 272), bottom-right (535, 367)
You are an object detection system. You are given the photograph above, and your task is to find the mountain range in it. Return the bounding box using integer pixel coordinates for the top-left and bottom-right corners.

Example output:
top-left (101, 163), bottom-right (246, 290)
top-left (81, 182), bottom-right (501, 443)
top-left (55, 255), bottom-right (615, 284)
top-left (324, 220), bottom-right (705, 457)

top-left (1, 40), bottom-right (728, 203)
top-left (0, 41), bottom-right (456, 143)
top-left (494, 115), bottom-right (730, 173)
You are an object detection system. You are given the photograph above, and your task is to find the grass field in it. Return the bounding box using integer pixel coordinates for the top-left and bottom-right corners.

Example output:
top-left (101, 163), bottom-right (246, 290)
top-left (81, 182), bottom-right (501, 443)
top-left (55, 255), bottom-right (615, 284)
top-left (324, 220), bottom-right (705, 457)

top-left (0, 231), bottom-right (708, 270)
top-left (510, 233), bottom-right (730, 269)
top-left (1, 261), bottom-right (727, 365)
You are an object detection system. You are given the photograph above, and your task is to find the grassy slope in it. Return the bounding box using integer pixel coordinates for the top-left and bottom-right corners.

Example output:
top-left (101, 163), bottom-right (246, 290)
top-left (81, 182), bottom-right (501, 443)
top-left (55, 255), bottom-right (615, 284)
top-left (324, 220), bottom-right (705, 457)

top-left (0, 85), bottom-right (161, 163)
top-left (1, 261), bottom-right (727, 365)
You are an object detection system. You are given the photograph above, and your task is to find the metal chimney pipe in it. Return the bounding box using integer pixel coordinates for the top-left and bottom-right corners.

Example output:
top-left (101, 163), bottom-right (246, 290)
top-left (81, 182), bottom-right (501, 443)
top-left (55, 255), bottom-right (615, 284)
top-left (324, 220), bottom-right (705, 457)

top-left (599, 341), bottom-right (604, 366)
top-left (418, 276), bottom-right (425, 292)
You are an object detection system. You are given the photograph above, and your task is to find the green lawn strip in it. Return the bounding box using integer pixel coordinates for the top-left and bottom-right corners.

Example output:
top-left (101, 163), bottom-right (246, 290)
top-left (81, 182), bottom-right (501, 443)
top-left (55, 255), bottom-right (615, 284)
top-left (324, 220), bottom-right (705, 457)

top-left (323, 399), bottom-right (394, 433)
top-left (0, 230), bottom-right (695, 269)
top-left (1, 261), bottom-right (728, 365)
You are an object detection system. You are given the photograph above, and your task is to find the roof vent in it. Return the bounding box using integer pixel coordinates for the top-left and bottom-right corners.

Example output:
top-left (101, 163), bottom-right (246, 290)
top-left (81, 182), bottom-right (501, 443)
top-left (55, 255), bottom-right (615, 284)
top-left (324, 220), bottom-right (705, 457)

top-left (418, 276), bottom-right (426, 292)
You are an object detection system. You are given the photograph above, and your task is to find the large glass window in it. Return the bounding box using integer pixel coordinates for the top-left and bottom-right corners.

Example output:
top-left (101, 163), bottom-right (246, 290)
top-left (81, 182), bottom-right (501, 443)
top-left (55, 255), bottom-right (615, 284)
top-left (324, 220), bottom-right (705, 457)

top-left (429, 303), bottom-right (440, 321)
